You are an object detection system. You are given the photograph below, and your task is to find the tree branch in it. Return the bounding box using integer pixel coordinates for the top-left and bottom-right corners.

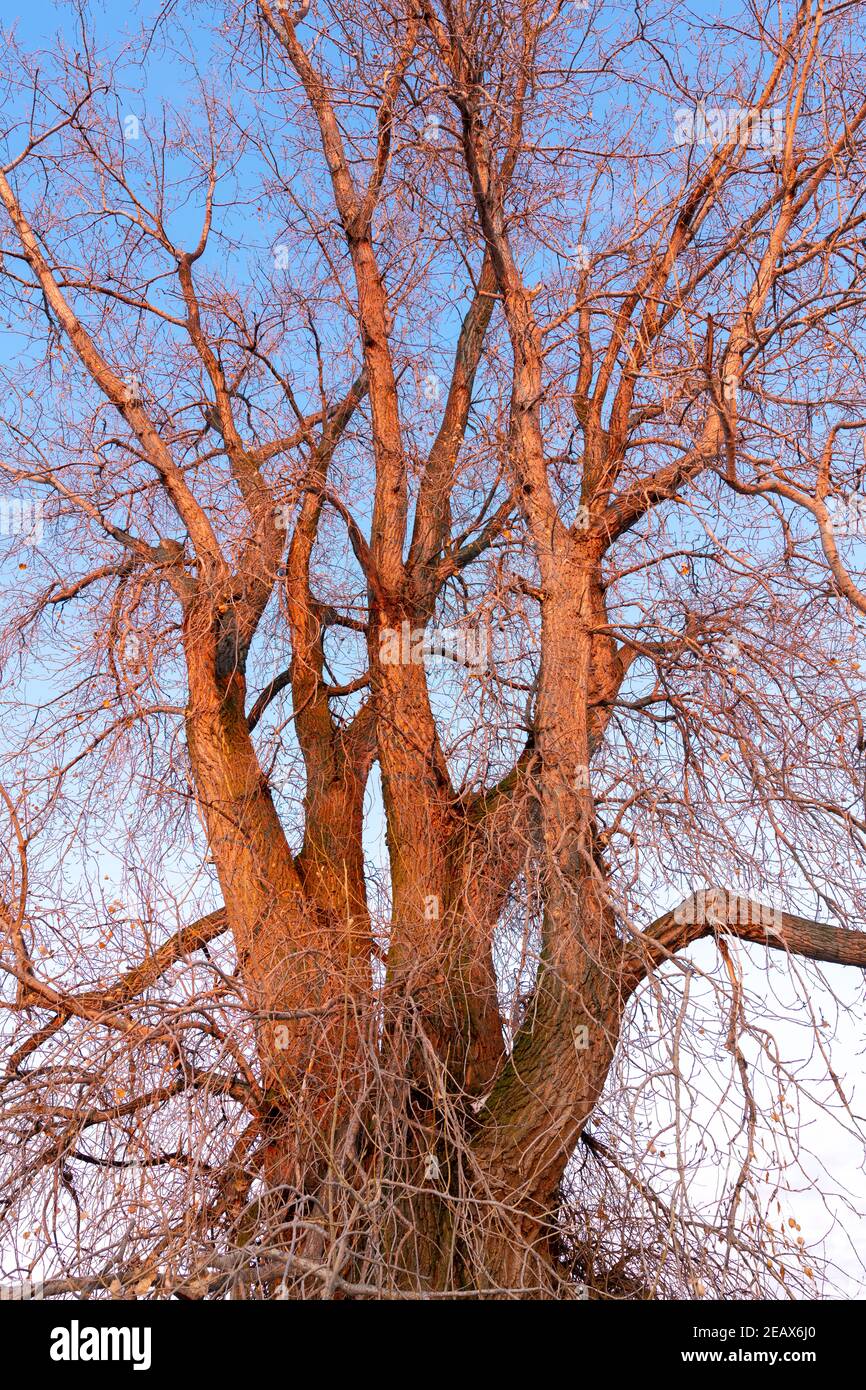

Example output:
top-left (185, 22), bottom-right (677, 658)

top-left (622, 888), bottom-right (866, 994)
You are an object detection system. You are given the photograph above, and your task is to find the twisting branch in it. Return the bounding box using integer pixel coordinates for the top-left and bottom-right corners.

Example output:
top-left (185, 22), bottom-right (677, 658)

top-left (622, 889), bottom-right (866, 995)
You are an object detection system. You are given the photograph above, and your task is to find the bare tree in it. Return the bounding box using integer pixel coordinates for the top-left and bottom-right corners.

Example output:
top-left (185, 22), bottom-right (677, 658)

top-left (1, 0), bottom-right (865, 1299)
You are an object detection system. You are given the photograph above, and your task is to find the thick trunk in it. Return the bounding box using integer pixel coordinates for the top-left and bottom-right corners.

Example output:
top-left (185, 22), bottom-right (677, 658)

top-left (459, 544), bottom-right (624, 1290)
top-left (183, 601), bottom-right (375, 1205)
top-left (184, 634), bottom-right (309, 1092)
